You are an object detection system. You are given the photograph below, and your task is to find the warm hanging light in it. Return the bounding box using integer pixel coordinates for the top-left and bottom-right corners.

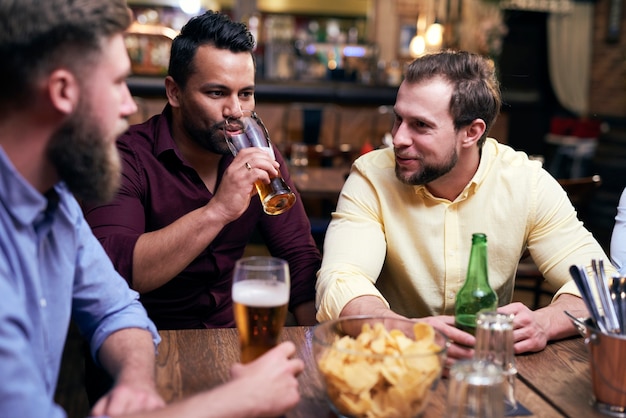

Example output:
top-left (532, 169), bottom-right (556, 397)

top-left (425, 21), bottom-right (444, 48)
top-left (409, 12), bottom-right (428, 58)
top-left (179, 0), bottom-right (201, 15)
top-left (409, 0), bottom-right (445, 58)
top-left (409, 35), bottom-right (426, 58)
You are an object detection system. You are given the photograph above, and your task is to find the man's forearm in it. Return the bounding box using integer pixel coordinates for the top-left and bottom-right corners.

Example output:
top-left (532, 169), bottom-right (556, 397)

top-left (98, 328), bottom-right (158, 387)
top-left (132, 206), bottom-right (227, 293)
top-left (91, 328), bottom-right (166, 417)
top-left (120, 380), bottom-right (260, 418)
top-left (339, 295), bottom-right (398, 318)
top-left (293, 301), bottom-right (317, 326)
top-left (538, 293), bottom-right (585, 341)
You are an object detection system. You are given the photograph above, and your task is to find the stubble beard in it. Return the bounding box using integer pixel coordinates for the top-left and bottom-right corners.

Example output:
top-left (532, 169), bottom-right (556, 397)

top-left (183, 113), bottom-right (232, 156)
top-left (395, 148), bottom-right (459, 186)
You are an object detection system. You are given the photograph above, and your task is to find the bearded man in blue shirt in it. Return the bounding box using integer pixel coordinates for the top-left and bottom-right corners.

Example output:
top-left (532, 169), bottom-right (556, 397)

top-left (0, 1), bottom-right (303, 417)
top-left (0, 1), bottom-right (163, 416)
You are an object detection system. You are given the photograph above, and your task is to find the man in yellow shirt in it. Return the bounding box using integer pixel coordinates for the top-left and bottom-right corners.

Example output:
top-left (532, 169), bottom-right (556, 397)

top-left (316, 50), bottom-right (611, 363)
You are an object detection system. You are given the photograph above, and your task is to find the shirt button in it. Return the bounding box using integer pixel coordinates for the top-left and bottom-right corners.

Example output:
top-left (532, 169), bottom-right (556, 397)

top-left (40, 298), bottom-right (47, 308)
top-left (448, 291), bottom-right (456, 299)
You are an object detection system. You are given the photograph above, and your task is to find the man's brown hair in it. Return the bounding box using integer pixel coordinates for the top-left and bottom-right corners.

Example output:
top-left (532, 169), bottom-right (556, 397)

top-left (404, 50), bottom-right (502, 147)
top-left (0, 0), bottom-right (131, 110)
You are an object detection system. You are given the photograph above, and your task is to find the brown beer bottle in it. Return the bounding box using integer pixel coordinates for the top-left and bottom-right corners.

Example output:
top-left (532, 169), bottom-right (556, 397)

top-left (454, 233), bottom-right (498, 334)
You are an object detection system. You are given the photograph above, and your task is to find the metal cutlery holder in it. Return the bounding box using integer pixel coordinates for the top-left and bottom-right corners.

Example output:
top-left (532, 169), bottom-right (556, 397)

top-left (584, 325), bottom-right (626, 417)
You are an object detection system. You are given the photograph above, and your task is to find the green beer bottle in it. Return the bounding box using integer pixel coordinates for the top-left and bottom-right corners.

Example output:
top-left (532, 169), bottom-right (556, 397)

top-left (455, 233), bottom-right (498, 334)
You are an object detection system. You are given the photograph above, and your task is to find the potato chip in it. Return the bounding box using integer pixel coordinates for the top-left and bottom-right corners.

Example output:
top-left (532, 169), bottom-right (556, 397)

top-left (317, 320), bottom-right (444, 418)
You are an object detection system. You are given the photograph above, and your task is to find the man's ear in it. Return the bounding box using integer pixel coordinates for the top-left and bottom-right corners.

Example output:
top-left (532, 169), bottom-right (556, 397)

top-left (462, 118), bottom-right (487, 148)
top-left (47, 68), bottom-right (80, 115)
top-left (165, 75), bottom-right (180, 108)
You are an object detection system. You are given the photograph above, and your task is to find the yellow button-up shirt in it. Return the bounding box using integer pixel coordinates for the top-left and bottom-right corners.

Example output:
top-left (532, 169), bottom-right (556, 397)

top-left (316, 138), bottom-right (611, 321)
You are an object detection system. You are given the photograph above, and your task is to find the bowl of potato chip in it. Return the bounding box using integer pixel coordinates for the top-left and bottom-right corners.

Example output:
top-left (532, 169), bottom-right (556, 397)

top-left (313, 315), bottom-right (449, 418)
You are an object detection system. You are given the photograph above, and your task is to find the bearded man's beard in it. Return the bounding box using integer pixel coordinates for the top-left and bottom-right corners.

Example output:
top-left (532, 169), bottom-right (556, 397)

top-left (47, 106), bottom-right (123, 204)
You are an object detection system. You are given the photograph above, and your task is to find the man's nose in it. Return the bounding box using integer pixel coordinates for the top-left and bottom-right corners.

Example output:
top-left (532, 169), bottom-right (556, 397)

top-left (391, 123), bottom-right (411, 148)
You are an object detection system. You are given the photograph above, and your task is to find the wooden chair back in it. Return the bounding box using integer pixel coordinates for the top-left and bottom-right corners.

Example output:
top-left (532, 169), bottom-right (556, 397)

top-left (558, 174), bottom-right (602, 225)
top-left (558, 174), bottom-right (602, 207)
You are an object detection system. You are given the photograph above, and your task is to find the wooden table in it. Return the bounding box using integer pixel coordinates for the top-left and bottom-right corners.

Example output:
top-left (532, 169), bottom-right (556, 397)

top-left (154, 327), bottom-right (600, 417)
top-left (290, 167), bottom-right (349, 201)
top-left (516, 336), bottom-right (607, 417)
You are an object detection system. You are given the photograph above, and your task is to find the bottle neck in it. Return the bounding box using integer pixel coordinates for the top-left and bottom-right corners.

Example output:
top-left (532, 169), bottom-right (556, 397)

top-left (466, 242), bottom-right (489, 286)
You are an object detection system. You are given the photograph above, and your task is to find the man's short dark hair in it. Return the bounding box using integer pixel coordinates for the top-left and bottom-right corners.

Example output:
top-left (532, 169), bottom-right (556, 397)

top-left (168, 10), bottom-right (255, 89)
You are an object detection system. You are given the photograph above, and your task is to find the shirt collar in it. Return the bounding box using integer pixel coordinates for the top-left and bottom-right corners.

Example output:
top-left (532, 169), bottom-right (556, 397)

top-left (0, 145), bottom-right (55, 226)
top-left (412, 137), bottom-right (498, 202)
top-left (469, 137), bottom-right (497, 189)
top-left (152, 104), bottom-right (235, 170)
top-left (153, 104), bottom-right (181, 161)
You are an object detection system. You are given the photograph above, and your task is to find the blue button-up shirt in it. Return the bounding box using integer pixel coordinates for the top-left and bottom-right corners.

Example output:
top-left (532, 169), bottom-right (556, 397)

top-left (0, 146), bottom-right (159, 418)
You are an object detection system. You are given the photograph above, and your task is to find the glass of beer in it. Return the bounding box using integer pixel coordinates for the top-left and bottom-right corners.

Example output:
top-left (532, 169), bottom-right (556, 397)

top-left (224, 110), bottom-right (296, 215)
top-left (232, 256), bottom-right (290, 363)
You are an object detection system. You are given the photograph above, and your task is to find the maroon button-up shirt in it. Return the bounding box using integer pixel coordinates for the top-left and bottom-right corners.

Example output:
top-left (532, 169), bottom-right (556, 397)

top-left (84, 106), bottom-right (320, 329)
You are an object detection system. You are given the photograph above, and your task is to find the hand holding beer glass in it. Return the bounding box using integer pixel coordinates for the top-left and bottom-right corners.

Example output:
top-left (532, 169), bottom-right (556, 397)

top-left (224, 110), bottom-right (296, 215)
top-left (232, 256), bottom-right (290, 363)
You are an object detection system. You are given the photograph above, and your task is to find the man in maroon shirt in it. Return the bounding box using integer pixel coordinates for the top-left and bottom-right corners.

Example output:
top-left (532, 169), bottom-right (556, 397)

top-left (84, 11), bottom-right (320, 330)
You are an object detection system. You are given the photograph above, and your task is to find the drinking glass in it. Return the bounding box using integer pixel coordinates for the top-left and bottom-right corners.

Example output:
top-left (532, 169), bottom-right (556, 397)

top-left (446, 359), bottom-right (505, 418)
top-left (475, 311), bottom-right (517, 410)
top-left (232, 256), bottom-right (290, 363)
top-left (224, 110), bottom-right (296, 215)
top-left (290, 142), bottom-right (309, 175)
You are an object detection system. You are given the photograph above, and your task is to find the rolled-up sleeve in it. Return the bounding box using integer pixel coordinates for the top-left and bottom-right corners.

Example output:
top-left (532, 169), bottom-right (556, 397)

top-left (72, 214), bottom-right (159, 363)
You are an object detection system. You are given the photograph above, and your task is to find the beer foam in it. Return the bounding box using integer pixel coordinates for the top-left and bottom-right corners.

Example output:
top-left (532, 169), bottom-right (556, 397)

top-left (232, 280), bottom-right (289, 307)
